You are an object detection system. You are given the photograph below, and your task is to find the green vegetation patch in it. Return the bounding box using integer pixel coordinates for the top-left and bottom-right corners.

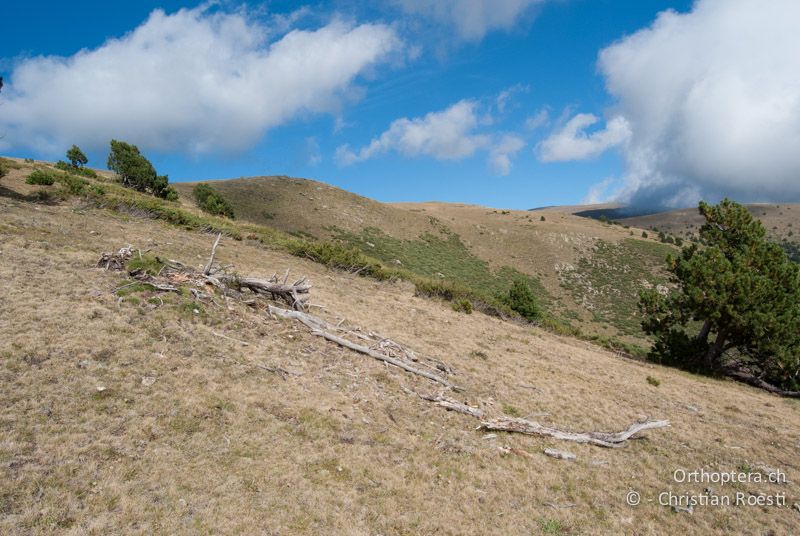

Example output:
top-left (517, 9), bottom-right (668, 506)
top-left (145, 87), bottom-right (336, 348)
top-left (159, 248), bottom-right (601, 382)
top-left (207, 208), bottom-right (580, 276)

top-left (25, 170), bottom-right (56, 185)
top-left (560, 238), bottom-right (675, 337)
top-left (127, 254), bottom-right (165, 276)
top-left (334, 226), bottom-right (549, 308)
top-left (193, 183), bottom-right (235, 219)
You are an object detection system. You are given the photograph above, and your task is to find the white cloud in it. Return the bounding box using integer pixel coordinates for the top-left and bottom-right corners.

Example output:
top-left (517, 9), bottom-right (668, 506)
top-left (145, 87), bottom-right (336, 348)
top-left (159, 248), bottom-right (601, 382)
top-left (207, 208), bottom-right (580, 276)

top-left (489, 135), bottom-right (525, 175)
top-left (597, 0), bottom-right (800, 206)
top-left (496, 84), bottom-right (528, 114)
top-left (581, 177), bottom-right (614, 204)
top-left (396, 0), bottom-right (545, 41)
top-left (525, 108), bottom-right (550, 130)
top-left (537, 113), bottom-right (630, 162)
top-left (336, 99), bottom-right (523, 175)
top-left (0, 6), bottom-right (401, 155)
top-left (336, 100), bottom-right (490, 164)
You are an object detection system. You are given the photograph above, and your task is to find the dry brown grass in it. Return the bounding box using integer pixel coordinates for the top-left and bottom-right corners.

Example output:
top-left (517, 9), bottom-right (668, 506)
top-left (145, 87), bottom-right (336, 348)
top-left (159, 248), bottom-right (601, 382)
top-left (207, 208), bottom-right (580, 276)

top-left (1, 169), bottom-right (799, 535)
top-left (175, 176), bottom-right (675, 342)
top-left (620, 203), bottom-right (800, 244)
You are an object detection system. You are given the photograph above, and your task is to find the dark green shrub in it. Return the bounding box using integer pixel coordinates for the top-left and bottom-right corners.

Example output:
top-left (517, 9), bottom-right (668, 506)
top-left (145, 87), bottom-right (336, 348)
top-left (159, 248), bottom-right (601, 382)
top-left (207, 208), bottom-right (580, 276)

top-left (505, 279), bottom-right (541, 321)
top-left (55, 160), bottom-right (97, 178)
top-left (26, 169), bottom-right (56, 185)
top-left (107, 139), bottom-right (174, 199)
top-left (193, 183), bottom-right (234, 218)
top-left (58, 174), bottom-right (88, 195)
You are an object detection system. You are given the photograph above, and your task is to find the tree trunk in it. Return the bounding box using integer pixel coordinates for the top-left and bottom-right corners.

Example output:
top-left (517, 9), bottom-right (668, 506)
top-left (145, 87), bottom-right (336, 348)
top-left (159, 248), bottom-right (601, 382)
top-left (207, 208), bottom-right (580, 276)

top-left (704, 329), bottom-right (727, 370)
top-left (696, 319), bottom-right (712, 344)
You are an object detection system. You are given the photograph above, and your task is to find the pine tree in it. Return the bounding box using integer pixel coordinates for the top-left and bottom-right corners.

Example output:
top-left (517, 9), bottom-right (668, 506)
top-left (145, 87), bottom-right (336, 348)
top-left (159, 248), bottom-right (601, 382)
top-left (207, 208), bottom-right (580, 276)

top-left (107, 140), bottom-right (177, 200)
top-left (66, 145), bottom-right (88, 168)
top-left (639, 199), bottom-right (800, 390)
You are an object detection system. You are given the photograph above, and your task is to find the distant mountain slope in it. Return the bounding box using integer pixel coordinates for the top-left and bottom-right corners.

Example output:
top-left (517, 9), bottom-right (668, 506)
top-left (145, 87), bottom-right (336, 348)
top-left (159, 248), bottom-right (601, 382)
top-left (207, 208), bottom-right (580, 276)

top-left (616, 203), bottom-right (800, 244)
top-left (172, 176), bottom-right (441, 241)
top-left (175, 176), bottom-right (677, 345)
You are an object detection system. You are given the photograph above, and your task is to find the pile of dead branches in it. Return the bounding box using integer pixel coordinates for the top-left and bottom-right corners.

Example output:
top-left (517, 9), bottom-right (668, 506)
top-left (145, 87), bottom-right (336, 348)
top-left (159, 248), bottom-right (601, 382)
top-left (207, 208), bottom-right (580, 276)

top-left (97, 245), bottom-right (133, 271)
top-left (98, 234), bottom-right (671, 449)
top-left (98, 233), bottom-right (312, 310)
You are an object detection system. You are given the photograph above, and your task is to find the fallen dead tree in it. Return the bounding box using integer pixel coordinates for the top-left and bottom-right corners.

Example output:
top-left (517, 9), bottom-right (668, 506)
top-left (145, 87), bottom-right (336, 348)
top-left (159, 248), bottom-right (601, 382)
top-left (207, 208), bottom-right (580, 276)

top-left (233, 275), bottom-right (312, 311)
top-left (724, 369), bottom-right (800, 398)
top-left (98, 235), bottom-right (670, 449)
top-left (418, 393), bottom-right (483, 418)
top-left (268, 305), bottom-right (458, 390)
top-left (97, 236), bottom-right (312, 311)
top-left (478, 416), bottom-right (670, 448)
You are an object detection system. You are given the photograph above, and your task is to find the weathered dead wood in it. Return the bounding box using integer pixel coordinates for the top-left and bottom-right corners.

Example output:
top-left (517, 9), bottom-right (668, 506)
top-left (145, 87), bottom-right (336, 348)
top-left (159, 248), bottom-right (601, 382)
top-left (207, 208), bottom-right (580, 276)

top-left (233, 276), bottom-right (312, 311)
top-left (544, 448), bottom-right (576, 460)
top-left (725, 369), bottom-right (800, 398)
top-left (203, 232), bottom-right (222, 275)
top-left (98, 245), bottom-right (133, 270)
top-left (419, 393), bottom-right (483, 418)
top-left (268, 305), bottom-right (458, 390)
top-left (478, 417), bottom-right (670, 448)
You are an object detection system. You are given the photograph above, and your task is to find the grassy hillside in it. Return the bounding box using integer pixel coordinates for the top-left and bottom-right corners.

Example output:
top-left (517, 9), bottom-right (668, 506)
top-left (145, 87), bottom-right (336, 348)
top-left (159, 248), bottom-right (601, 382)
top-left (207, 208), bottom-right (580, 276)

top-left (615, 204), bottom-right (800, 245)
top-left (1, 157), bottom-right (798, 535)
top-left (175, 177), bottom-right (678, 346)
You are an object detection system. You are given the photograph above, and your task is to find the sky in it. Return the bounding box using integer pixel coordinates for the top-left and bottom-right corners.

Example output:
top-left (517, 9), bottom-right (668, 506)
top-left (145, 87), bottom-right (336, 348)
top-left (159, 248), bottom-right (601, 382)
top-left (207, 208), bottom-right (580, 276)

top-left (2, 0), bottom-right (799, 209)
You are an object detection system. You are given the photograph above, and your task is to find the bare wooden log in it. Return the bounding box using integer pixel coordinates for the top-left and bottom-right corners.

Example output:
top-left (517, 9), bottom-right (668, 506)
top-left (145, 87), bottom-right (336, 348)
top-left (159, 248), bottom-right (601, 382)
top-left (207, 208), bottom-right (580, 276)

top-left (203, 233), bottom-right (222, 275)
top-left (724, 369), bottom-right (800, 398)
top-left (419, 393), bottom-right (483, 418)
top-left (478, 417), bottom-right (670, 448)
top-left (544, 448), bottom-right (576, 460)
top-left (268, 305), bottom-right (458, 390)
top-left (235, 276), bottom-right (312, 310)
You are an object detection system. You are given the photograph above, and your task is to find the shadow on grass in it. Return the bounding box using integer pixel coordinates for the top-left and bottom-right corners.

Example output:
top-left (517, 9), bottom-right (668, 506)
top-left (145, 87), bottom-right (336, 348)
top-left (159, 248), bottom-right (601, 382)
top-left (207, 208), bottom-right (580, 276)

top-left (0, 184), bottom-right (60, 205)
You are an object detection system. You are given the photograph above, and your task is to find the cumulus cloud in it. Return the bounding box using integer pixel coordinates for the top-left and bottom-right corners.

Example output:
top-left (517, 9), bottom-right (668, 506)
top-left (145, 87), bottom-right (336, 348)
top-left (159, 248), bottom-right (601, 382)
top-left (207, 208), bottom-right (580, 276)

top-left (336, 100), bottom-right (490, 163)
top-left (336, 99), bottom-right (523, 175)
top-left (597, 0), bottom-right (800, 206)
top-left (537, 113), bottom-right (630, 162)
top-left (395, 0), bottom-right (545, 41)
top-left (489, 135), bottom-right (525, 175)
top-left (0, 6), bottom-right (401, 155)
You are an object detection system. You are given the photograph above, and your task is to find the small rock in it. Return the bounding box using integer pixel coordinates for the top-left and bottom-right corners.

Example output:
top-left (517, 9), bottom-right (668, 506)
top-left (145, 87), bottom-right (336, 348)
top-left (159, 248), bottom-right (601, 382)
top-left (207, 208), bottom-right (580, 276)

top-left (686, 405), bottom-right (700, 412)
top-left (96, 385), bottom-right (107, 392)
top-left (482, 434), bottom-right (497, 440)
top-left (141, 376), bottom-right (156, 387)
top-left (672, 504), bottom-right (693, 514)
top-left (192, 308), bottom-right (199, 315)
top-left (793, 502), bottom-right (800, 514)
top-left (544, 448), bottom-right (576, 461)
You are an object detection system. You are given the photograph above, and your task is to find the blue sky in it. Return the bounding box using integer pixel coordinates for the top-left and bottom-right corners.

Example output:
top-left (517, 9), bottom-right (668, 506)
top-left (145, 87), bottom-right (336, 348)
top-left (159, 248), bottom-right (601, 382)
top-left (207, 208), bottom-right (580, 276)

top-left (3, 1), bottom-right (799, 209)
